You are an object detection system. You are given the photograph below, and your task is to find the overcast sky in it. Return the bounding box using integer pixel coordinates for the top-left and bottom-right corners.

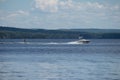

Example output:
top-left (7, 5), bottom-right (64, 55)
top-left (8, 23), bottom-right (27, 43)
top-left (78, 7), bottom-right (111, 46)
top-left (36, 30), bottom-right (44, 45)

top-left (0, 0), bottom-right (120, 29)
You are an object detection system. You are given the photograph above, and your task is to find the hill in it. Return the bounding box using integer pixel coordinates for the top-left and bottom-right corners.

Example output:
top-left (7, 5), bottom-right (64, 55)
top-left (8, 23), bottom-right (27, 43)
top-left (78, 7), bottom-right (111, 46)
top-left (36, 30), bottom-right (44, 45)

top-left (0, 26), bottom-right (120, 39)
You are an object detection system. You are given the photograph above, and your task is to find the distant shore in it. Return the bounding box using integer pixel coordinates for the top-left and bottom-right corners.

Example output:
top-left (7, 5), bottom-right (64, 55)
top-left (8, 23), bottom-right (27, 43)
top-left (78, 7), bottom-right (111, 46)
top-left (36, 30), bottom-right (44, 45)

top-left (0, 26), bottom-right (120, 39)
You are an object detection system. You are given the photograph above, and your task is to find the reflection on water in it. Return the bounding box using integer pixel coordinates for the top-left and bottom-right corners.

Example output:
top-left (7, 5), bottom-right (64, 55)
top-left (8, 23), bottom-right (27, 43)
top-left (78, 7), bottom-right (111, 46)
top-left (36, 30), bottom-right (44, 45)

top-left (0, 39), bottom-right (120, 80)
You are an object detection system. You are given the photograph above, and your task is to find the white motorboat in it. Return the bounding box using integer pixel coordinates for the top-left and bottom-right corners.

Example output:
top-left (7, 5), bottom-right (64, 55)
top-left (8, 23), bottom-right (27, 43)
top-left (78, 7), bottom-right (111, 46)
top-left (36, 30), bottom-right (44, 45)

top-left (76, 37), bottom-right (90, 44)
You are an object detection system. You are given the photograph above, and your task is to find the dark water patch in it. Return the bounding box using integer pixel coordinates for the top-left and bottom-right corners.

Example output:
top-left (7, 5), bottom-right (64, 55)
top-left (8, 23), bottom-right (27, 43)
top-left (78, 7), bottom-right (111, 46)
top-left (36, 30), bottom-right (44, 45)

top-left (17, 75), bottom-right (24, 77)
top-left (0, 71), bottom-right (25, 74)
top-left (104, 77), bottom-right (120, 80)
top-left (0, 71), bottom-right (9, 73)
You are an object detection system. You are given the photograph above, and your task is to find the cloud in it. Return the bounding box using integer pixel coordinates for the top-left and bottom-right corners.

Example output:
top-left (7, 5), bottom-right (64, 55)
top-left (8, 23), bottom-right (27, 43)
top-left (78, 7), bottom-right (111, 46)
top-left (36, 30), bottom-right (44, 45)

top-left (34, 0), bottom-right (120, 26)
top-left (35, 0), bottom-right (58, 12)
top-left (16, 10), bottom-right (29, 16)
top-left (34, 0), bottom-right (75, 12)
top-left (59, 0), bottom-right (74, 9)
top-left (0, 10), bottom-right (29, 21)
top-left (0, 0), bottom-right (120, 29)
top-left (34, 0), bottom-right (120, 13)
top-left (8, 10), bottom-right (29, 17)
top-left (0, 10), bottom-right (31, 28)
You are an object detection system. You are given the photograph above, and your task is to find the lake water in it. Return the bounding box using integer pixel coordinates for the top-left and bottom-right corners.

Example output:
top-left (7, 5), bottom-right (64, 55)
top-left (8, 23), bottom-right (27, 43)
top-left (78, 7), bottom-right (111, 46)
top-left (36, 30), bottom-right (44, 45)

top-left (0, 39), bottom-right (120, 80)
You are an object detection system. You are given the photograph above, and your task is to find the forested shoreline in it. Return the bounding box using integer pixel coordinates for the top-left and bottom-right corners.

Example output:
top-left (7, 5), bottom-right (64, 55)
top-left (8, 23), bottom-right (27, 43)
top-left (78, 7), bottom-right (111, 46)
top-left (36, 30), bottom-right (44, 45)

top-left (0, 26), bottom-right (120, 39)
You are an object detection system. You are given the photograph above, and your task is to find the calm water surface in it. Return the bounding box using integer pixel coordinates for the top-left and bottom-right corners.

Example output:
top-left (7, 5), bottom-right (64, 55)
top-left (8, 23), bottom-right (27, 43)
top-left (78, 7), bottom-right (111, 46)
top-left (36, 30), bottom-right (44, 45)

top-left (0, 39), bottom-right (120, 80)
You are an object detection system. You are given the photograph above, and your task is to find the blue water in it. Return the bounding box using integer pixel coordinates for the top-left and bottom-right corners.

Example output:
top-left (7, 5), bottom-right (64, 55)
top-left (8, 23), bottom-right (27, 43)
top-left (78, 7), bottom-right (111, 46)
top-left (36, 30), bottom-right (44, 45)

top-left (0, 39), bottom-right (120, 80)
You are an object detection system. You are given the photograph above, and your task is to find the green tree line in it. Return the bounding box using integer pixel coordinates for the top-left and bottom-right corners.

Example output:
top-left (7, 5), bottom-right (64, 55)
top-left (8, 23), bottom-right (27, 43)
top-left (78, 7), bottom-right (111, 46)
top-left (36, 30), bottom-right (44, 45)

top-left (0, 26), bottom-right (120, 39)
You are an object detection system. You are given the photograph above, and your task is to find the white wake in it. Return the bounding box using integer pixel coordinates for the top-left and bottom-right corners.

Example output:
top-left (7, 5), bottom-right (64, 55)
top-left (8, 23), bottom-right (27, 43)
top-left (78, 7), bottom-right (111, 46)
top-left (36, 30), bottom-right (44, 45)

top-left (0, 41), bottom-right (83, 45)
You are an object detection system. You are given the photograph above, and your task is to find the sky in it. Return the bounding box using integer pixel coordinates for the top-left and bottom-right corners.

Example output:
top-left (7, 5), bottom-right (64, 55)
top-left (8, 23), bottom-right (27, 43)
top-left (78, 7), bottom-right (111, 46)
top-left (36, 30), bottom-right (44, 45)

top-left (0, 0), bottom-right (120, 29)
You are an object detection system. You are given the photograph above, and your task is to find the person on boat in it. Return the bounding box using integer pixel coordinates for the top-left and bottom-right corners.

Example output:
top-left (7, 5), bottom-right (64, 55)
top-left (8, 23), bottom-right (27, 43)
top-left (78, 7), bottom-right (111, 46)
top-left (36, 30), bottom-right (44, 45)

top-left (23, 39), bottom-right (26, 43)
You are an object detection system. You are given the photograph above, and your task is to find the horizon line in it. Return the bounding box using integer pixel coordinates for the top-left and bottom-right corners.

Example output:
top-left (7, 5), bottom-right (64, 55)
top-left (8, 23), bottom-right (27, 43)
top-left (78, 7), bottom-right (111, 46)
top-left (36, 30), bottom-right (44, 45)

top-left (0, 26), bottom-right (120, 30)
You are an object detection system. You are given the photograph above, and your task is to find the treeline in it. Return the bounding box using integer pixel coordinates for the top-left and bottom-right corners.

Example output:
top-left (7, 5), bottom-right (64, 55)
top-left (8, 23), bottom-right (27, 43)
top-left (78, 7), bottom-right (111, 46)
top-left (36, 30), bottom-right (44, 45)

top-left (0, 26), bottom-right (120, 39)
